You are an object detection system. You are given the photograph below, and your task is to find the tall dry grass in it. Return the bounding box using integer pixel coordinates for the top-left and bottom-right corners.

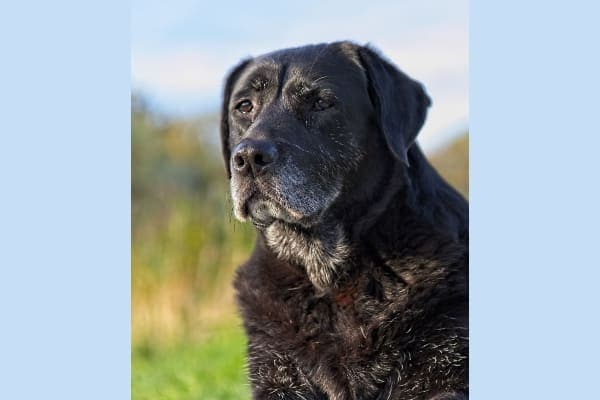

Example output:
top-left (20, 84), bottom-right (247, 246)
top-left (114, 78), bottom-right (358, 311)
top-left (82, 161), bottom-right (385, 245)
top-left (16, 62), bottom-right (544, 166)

top-left (132, 100), bottom-right (255, 347)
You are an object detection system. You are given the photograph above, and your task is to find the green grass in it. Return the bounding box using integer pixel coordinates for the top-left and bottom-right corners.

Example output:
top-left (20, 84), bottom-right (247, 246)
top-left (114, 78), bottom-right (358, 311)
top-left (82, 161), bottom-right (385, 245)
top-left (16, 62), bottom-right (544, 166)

top-left (132, 322), bottom-right (251, 400)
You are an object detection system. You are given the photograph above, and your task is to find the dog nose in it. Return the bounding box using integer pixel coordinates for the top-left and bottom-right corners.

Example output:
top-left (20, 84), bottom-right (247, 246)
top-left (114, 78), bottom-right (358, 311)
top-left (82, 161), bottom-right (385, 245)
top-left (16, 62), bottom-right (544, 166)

top-left (232, 140), bottom-right (278, 177)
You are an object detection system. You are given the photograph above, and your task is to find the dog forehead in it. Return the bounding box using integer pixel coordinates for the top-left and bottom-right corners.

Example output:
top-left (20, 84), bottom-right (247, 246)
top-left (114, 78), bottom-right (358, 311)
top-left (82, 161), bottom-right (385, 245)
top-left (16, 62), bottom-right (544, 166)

top-left (260, 43), bottom-right (344, 68)
top-left (237, 44), bottom-right (363, 89)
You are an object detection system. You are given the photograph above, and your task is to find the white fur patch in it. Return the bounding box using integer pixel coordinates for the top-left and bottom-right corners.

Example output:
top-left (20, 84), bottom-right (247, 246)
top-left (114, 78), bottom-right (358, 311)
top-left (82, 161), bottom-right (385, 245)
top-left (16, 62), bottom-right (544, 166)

top-left (265, 222), bottom-right (350, 290)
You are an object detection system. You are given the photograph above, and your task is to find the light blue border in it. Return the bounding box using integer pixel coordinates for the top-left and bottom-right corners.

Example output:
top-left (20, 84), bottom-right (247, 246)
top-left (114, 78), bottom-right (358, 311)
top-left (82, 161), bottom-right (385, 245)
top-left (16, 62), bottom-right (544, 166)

top-left (471, 1), bottom-right (600, 398)
top-left (0, 2), bottom-right (130, 399)
top-left (1, 1), bottom-right (599, 399)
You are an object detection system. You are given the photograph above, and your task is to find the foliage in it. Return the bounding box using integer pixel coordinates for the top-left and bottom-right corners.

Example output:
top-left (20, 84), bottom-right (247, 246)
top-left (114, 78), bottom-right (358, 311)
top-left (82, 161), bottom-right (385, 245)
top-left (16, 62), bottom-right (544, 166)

top-left (132, 98), bottom-right (255, 347)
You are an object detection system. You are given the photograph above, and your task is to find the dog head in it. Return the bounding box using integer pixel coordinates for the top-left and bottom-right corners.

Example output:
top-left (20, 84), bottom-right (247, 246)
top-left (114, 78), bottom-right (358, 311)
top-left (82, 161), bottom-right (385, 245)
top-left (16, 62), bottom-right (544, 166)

top-left (221, 42), bottom-right (431, 231)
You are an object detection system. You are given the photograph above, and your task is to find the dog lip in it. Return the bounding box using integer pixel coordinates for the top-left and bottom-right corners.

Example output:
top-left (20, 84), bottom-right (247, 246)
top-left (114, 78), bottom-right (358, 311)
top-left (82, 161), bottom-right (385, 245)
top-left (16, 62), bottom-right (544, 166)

top-left (257, 191), bottom-right (324, 228)
top-left (250, 218), bottom-right (274, 230)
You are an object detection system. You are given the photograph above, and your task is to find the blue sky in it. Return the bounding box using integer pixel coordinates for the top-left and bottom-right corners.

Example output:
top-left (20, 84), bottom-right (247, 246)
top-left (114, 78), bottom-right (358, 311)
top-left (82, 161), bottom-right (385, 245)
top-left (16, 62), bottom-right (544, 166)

top-left (132, 0), bottom-right (468, 150)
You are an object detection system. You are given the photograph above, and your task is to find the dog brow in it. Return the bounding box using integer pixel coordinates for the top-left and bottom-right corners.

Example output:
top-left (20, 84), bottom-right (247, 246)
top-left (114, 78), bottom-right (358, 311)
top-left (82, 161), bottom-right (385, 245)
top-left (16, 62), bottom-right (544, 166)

top-left (249, 76), bottom-right (268, 91)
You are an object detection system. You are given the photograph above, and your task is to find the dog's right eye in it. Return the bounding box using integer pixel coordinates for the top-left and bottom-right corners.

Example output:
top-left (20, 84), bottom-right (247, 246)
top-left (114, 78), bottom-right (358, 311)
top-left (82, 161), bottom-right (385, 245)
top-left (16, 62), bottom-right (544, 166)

top-left (236, 100), bottom-right (254, 114)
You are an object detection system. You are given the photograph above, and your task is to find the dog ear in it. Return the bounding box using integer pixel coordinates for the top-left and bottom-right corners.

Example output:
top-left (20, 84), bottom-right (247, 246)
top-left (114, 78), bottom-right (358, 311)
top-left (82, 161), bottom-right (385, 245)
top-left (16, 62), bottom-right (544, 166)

top-left (220, 58), bottom-right (251, 179)
top-left (357, 46), bottom-right (431, 166)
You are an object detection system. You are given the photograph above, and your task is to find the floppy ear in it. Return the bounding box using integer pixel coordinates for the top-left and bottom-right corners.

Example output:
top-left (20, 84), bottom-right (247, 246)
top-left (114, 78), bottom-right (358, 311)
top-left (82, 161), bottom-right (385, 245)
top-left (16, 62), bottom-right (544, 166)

top-left (357, 46), bottom-right (431, 166)
top-left (220, 58), bottom-right (251, 179)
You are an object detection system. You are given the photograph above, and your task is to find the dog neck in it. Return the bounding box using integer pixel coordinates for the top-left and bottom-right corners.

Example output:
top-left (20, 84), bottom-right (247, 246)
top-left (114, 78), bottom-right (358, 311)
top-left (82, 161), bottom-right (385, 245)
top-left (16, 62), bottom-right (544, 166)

top-left (263, 220), bottom-right (350, 291)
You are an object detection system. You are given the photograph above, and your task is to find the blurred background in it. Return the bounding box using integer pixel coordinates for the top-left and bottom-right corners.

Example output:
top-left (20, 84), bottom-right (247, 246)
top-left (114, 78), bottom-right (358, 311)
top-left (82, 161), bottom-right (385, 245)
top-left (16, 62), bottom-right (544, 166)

top-left (131, 1), bottom-right (468, 399)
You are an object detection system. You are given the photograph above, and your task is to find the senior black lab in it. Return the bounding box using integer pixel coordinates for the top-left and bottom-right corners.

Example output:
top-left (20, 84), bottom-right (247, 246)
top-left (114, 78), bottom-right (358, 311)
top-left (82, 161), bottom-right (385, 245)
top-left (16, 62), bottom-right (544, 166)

top-left (220, 41), bottom-right (468, 400)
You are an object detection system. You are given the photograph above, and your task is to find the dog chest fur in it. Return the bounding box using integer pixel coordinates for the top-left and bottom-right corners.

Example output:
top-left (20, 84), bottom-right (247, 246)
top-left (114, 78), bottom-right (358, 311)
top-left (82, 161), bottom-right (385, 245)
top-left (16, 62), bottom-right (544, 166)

top-left (234, 218), bottom-right (468, 400)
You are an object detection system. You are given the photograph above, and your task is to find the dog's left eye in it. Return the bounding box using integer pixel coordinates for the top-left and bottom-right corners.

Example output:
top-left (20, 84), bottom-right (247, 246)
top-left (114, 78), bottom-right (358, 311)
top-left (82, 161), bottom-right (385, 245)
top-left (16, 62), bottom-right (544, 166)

top-left (313, 98), bottom-right (333, 111)
top-left (236, 100), bottom-right (254, 113)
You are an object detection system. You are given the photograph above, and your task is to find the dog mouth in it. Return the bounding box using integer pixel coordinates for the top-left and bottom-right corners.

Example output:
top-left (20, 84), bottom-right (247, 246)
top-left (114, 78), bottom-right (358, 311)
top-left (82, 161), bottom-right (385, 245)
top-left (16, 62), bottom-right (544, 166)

top-left (231, 170), bottom-right (341, 229)
top-left (237, 191), bottom-right (321, 230)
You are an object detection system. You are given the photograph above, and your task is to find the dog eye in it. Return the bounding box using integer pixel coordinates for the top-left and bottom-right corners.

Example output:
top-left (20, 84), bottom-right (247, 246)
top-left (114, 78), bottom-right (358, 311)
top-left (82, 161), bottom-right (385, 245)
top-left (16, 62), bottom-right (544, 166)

top-left (313, 98), bottom-right (333, 111)
top-left (236, 100), bottom-right (254, 113)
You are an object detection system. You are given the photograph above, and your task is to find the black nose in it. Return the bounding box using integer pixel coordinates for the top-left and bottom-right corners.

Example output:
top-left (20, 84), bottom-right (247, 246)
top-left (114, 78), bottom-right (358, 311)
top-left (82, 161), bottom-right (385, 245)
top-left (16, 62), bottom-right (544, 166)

top-left (232, 140), bottom-right (278, 177)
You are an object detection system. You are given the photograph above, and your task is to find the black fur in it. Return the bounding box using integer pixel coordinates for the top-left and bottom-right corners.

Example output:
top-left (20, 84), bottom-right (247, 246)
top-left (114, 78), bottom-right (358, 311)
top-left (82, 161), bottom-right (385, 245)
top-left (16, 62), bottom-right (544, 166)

top-left (220, 42), bottom-right (468, 400)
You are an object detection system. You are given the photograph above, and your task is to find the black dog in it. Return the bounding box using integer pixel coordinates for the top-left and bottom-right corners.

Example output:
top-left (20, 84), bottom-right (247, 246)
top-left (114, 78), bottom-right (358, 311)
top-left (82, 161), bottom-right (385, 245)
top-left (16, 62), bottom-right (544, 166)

top-left (220, 42), bottom-right (468, 400)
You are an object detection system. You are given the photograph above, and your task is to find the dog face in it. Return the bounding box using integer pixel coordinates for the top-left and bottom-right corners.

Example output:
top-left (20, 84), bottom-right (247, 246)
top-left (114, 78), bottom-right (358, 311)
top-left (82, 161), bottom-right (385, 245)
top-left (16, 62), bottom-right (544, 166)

top-left (221, 42), bottom-right (431, 230)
